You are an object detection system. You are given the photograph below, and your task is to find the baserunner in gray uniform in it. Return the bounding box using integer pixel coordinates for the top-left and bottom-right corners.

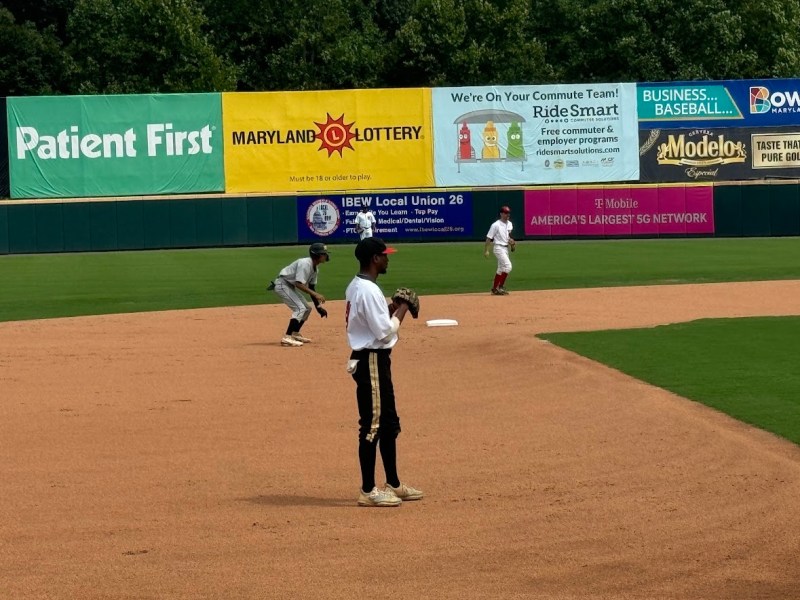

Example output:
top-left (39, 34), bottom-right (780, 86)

top-left (269, 242), bottom-right (329, 347)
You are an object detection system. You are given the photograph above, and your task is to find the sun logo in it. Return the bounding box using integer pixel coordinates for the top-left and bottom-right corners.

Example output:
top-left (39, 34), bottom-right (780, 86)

top-left (314, 113), bottom-right (356, 157)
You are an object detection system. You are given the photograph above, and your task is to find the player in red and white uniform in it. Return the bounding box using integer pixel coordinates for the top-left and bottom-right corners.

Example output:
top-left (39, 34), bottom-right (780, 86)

top-left (484, 205), bottom-right (514, 295)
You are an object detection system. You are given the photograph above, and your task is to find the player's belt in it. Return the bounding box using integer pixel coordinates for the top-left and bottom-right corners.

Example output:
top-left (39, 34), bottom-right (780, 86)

top-left (350, 348), bottom-right (392, 357)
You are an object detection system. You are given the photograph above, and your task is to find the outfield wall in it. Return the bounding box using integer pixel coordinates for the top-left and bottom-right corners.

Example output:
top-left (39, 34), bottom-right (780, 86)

top-left (8, 80), bottom-right (800, 201)
top-left (0, 182), bottom-right (798, 255)
top-left (4, 79), bottom-right (800, 254)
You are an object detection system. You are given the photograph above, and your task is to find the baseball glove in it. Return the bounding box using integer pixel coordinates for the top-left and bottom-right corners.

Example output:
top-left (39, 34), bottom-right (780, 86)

top-left (508, 239), bottom-right (516, 252)
top-left (392, 287), bottom-right (420, 319)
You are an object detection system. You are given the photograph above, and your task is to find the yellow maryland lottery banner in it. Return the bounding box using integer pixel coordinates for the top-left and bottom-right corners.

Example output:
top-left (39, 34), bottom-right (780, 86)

top-left (222, 89), bottom-right (434, 193)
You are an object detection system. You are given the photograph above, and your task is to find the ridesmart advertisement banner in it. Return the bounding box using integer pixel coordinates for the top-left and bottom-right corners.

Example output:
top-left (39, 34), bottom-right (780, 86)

top-left (639, 126), bottom-right (800, 182)
top-left (222, 89), bottom-right (434, 193)
top-left (431, 83), bottom-right (640, 187)
top-left (7, 94), bottom-right (223, 199)
top-left (637, 79), bottom-right (800, 129)
top-left (296, 191), bottom-right (473, 242)
top-left (524, 184), bottom-right (714, 237)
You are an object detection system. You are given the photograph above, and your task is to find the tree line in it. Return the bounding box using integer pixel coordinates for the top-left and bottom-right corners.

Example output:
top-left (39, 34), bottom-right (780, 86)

top-left (2, 0), bottom-right (800, 97)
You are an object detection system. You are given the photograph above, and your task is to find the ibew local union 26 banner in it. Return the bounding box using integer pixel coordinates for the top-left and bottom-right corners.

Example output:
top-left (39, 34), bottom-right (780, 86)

top-left (432, 84), bottom-right (640, 187)
top-left (296, 191), bottom-right (473, 242)
top-left (524, 184), bottom-right (714, 237)
top-left (222, 89), bottom-right (434, 193)
top-left (7, 94), bottom-right (224, 199)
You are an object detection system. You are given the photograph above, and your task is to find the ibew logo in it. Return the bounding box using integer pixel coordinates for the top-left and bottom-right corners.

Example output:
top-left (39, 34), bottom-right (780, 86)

top-left (749, 86), bottom-right (800, 114)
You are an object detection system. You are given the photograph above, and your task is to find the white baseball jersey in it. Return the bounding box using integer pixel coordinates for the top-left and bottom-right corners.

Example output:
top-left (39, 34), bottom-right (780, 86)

top-left (355, 211), bottom-right (376, 238)
top-left (486, 218), bottom-right (513, 246)
top-left (277, 257), bottom-right (318, 288)
top-left (345, 275), bottom-right (398, 350)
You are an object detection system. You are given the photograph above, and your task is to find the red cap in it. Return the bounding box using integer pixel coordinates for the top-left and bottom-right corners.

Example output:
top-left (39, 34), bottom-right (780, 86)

top-left (500, 206), bottom-right (511, 214)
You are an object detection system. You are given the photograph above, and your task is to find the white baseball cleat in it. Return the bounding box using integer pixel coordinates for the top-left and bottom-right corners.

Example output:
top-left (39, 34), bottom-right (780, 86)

top-left (291, 333), bottom-right (312, 343)
top-left (358, 487), bottom-right (402, 507)
top-left (385, 482), bottom-right (424, 501)
top-left (281, 335), bottom-right (303, 347)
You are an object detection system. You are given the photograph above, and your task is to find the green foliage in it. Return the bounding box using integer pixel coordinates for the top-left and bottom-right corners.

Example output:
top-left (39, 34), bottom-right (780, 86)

top-left (1, 0), bottom-right (76, 38)
top-left (540, 317), bottom-right (800, 445)
top-left (733, 0), bottom-right (800, 77)
top-left (0, 7), bottom-right (73, 96)
top-left (531, 0), bottom-right (756, 82)
top-left (394, 0), bottom-right (553, 86)
top-left (4, 0), bottom-right (800, 94)
top-left (66, 0), bottom-right (236, 93)
top-left (197, 0), bottom-right (388, 91)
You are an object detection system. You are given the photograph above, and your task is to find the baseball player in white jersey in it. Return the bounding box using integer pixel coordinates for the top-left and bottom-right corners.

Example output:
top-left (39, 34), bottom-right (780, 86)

top-left (345, 237), bottom-right (423, 507)
top-left (484, 205), bottom-right (515, 295)
top-left (269, 242), bottom-right (329, 346)
top-left (354, 206), bottom-right (377, 240)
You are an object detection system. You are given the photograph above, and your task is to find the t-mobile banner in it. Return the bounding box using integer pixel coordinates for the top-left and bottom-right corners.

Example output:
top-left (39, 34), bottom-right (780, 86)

top-left (297, 191), bottom-right (473, 242)
top-left (524, 185), bottom-right (714, 237)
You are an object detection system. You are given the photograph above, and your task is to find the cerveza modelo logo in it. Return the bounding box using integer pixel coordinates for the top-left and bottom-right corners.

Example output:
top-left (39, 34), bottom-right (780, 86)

top-left (655, 129), bottom-right (746, 167)
top-left (230, 112), bottom-right (424, 157)
top-left (15, 123), bottom-right (215, 159)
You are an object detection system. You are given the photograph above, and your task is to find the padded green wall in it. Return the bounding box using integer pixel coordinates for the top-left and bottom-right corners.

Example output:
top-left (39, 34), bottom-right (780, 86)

top-left (473, 189), bottom-right (525, 240)
top-left (0, 184), bottom-right (798, 255)
top-left (63, 203), bottom-right (92, 252)
top-left (116, 200), bottom-right (144, 250)
top-left (769, 185), bottom-right (800, 236)
top-left (0, 203), bottom-right (8, 254)
top-left (713, 183), bottom-right (800, 238)
top-left (8, 204), bottom-right (36, 253)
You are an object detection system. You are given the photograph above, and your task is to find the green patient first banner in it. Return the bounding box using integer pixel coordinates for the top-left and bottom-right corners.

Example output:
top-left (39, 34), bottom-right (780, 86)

top-left (7, 94), bottom-right (224, 199)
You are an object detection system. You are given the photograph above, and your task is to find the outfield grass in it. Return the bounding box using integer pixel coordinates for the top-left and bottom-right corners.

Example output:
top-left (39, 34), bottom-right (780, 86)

top-left (2, 237), bottom-right (799, 444)
top-left (1, 237), bottom-right (799, 322)
top-left (539, 317), bottom-right (800, 445)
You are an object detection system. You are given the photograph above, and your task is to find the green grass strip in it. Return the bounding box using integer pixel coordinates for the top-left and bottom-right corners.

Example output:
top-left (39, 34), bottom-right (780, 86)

top-left (1, 237), bottom-right (799, 322)
top-left (539, 317), bottom-right (800, 445)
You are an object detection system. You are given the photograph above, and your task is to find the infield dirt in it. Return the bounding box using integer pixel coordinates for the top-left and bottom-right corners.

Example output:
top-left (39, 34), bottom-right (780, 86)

top-left (2, 280), bottom-right (800, 599)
